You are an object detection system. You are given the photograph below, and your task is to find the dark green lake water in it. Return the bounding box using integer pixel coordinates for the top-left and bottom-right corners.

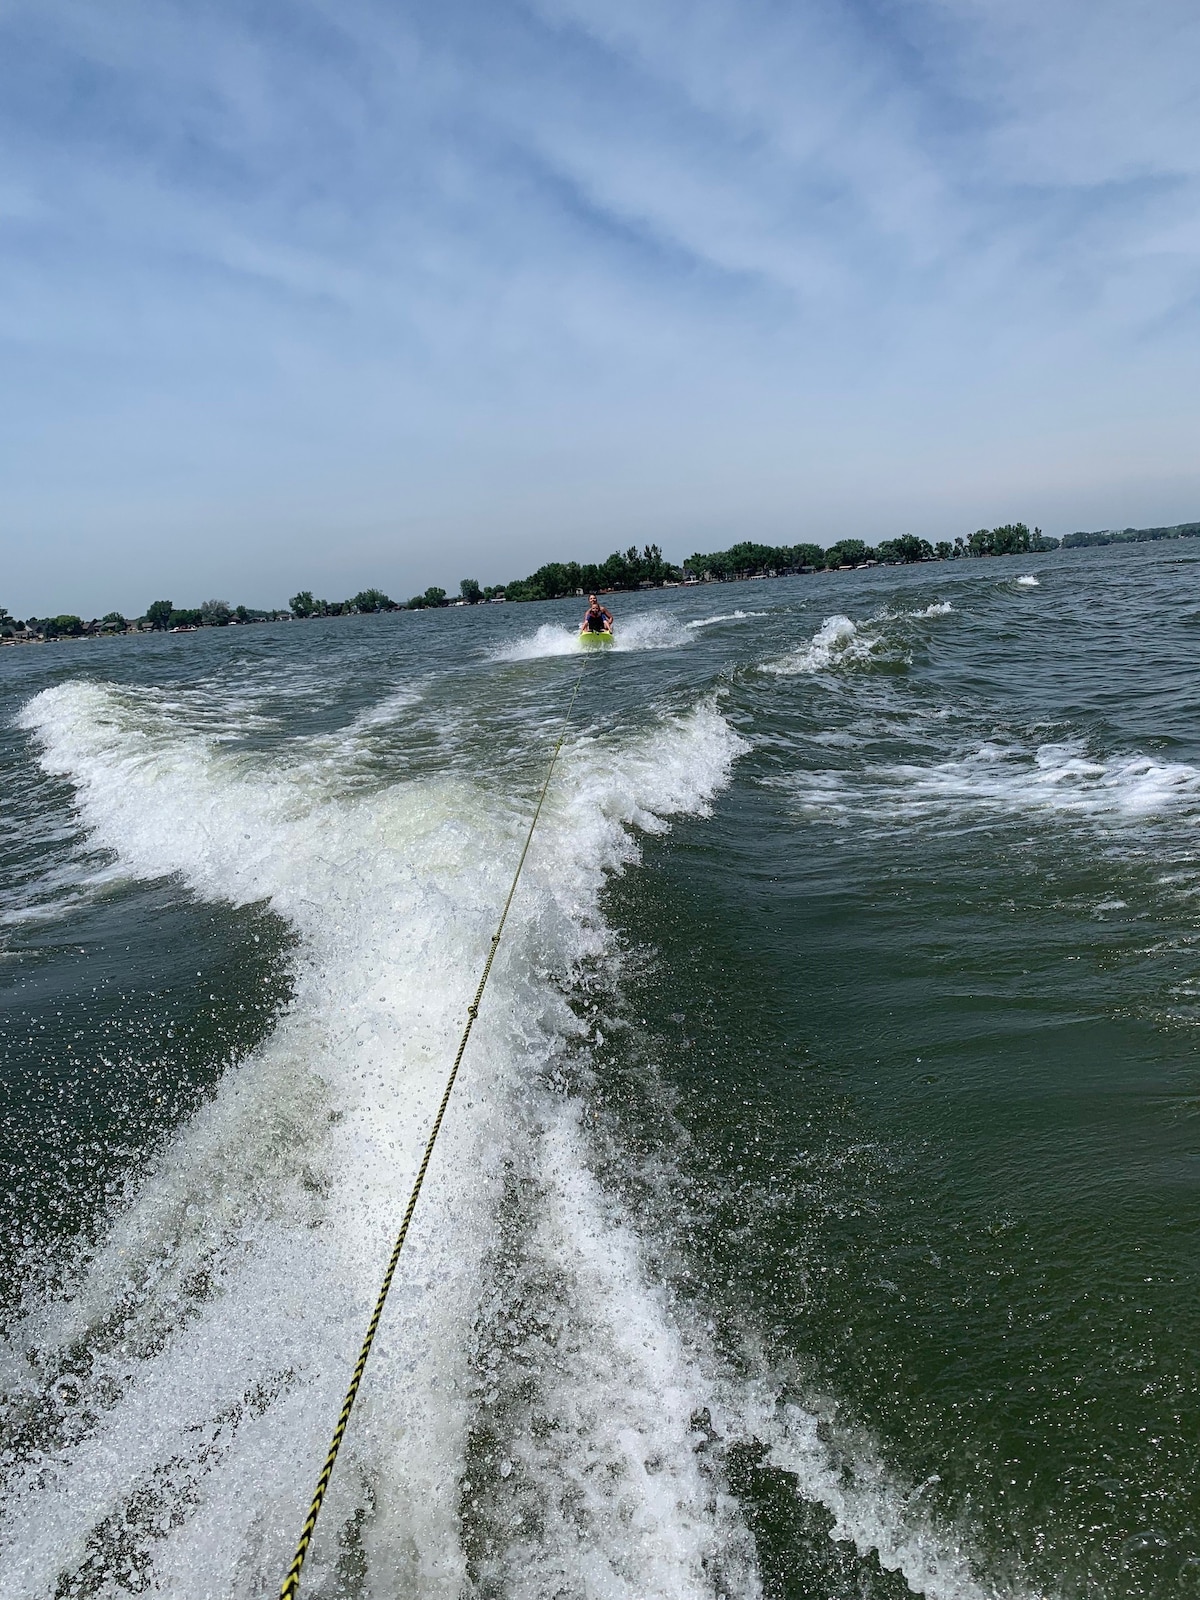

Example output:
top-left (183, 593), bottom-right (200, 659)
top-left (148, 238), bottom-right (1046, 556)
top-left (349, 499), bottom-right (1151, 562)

top-left (2, 544), bottom-right (1199, 1600)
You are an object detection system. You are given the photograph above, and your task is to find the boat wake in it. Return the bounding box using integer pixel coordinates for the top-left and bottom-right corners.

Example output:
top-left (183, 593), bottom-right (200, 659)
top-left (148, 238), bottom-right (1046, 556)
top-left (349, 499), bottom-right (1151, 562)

top-left (2, 677), bottom-right (1028, 1600)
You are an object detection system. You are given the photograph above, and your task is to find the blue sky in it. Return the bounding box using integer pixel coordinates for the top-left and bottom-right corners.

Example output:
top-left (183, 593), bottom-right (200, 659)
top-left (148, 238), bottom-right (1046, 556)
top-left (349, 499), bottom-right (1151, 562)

top-left (3, 0), bottom-right (1199, 614)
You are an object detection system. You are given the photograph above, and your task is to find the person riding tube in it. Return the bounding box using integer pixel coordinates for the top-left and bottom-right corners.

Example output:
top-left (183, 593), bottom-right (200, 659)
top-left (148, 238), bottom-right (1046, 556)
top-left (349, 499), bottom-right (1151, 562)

top-left (580, 594), bottom-right (614, 635)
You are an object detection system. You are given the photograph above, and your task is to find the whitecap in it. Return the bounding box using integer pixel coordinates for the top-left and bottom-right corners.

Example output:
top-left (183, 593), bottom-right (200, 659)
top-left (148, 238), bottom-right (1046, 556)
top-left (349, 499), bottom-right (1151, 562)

top-left (787, 738), bottom-right (1200, 826)
top-left (491, 622), bottom-right (581, 661)
top-left (685, 609), bottom-right (768, 630)
top-left (762, 615), bottom-right (887, 675)
top-left (613, 613), bottom-right (693, 652)
top-left (493, 612), bottom-right (692, 661)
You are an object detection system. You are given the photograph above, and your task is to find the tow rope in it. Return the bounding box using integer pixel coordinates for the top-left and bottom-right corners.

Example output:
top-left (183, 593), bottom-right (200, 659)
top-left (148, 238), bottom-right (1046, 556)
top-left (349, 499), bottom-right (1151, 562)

top-left (280, 666), bottom-right (586, 1599)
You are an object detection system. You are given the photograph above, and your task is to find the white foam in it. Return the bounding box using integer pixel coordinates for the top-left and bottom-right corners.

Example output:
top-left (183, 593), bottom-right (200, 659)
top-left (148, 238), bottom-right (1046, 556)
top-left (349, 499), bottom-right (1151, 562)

top-left (750, 1395), bottom-right (1010, 1600)
top-left (909, 743), bottom-right (1200, 820)
top-left (685, 610), bottom-right (768, 629)
top-left (913, 601), bottom-right (954, 617)
top-left (344, 681), bottom-right (426, 731)
top-left (493, 622), bottom-right (582, 660)
top-left (4, 680), bottom-right (749, 1600)
top-left (473, 1098), bottom-right (762, 1599)
top-left (5, 676), bottom-right (1047, 1600)
top-left (472, 1096), bottom-right (1011, 1600)
top-left (494, 612), bottom-right (692, 661)
top-left (0, 856), bottom-right (128, 931)
top-left (762, 615), bottom-right (883, 675)
top-left (787, 738), bottom-right (1200, 826)
top-left (612, 613), bottom-right (693, 652)
top-left (1015, 575), bottom-right (1040, 588)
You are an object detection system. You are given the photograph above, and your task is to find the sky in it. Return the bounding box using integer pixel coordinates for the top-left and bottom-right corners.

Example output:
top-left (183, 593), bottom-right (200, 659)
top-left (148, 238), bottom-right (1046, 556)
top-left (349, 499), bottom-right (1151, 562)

top-left (2, 0), bottom-right (1199, 615)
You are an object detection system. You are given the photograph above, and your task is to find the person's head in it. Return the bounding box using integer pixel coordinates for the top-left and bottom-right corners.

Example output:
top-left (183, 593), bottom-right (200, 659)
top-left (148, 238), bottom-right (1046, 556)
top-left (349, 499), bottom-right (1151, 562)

top-left (588, 593), bottom-right (600, 608)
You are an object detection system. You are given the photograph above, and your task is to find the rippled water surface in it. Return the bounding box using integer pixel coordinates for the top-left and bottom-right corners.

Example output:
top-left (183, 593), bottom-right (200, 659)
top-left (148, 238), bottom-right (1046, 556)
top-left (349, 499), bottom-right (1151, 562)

top-left (2, 544), bottom-right (1199, 1600)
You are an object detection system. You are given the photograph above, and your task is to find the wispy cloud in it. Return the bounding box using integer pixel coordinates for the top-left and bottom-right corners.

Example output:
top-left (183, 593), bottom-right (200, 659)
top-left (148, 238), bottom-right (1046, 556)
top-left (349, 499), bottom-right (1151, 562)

top-left (2, 0), bottom-right (1198, 611)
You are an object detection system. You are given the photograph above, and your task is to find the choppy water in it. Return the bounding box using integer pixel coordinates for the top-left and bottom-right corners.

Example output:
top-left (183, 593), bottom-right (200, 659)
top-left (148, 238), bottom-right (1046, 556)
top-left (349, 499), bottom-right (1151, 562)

top-left (2, 543), bottom-right (1199, 1600)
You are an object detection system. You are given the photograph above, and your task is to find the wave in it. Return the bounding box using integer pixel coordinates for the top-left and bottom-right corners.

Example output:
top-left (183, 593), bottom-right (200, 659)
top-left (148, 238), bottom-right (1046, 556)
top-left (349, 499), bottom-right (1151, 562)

top-left (1015, 575), bottom-right (1040, 588)
top-left (343, 681), bottom-right (427, 732)
top-left (613, 614), bottom-right (696, 652)
top-left (4, 680), bottom-right (752, 1599)
top-left (467, 1096), bottom-right (762, 1599)
top-left (763, 614), bottom-right (860, 674)
top-left (4, 676), bottom-right (1041, 1600)
top-left (686, 610), bottom-right (768, 630)
top-left (912, 601), bottom-right (953, 618)
top-left (492, 622), bottom-right (581, 660)
top-left (493, 612), bottom-right (692, 661)
top-left (784, 738), bottom-right (1200, 827)
top-left (478, 1100), bottom-right (1008, 1600)
top-left (762, 614), bottom-right (903, 676)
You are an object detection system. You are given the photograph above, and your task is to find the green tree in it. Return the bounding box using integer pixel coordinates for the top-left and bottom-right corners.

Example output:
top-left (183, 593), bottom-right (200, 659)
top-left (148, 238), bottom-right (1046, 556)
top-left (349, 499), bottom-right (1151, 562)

top-left (685, 541), bottom-right (777, 580)
top-left (200, 599), bottom-right (232, 626)
top-left (422, 586), bottom-right (447, 608)
top-left (351, 588), bottom-right (395, 612)
top-left (877, 534), bottom-right (933, 563)
top-left (146, 599), bottom-right (174, 630)
top-left (823, 539), bottom-right (875, 568)
top-left (967, 523), bottom-right (1033, 557)
top-left (168, 608), bottom-right (202, 628)
top-left (990, 522), bottom-right (1031, 556)
top-left (101, 611), bottom-right (126, 629)
top-left (45, 614), bottom-right (84, 637)
top-left (460, 578), bottom-right (483, 604)
top-left (685, 540), bottom-right (825, 579)
top-left (289, 590), bottom-right (316, 617)
top-left (503, 542), bottom-right (682, 601)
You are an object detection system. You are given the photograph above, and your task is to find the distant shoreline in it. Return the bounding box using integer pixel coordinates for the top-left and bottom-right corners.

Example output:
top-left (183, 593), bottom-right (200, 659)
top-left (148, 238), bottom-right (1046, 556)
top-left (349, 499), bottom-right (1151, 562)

top-left (4, 517), bottom-right (1198, 647)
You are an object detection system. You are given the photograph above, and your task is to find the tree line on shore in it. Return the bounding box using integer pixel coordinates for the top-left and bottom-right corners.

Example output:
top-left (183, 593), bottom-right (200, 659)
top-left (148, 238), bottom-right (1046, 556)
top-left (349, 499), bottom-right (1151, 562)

top-left (0, 590), bottom-right (398, 641)
top-left (297, 546), bottom-right (685, 608)
top-left (8, 517), bottom-right (1192, 642)
top-left (404, 525), bottom-right (1055, 606)
top-left (0, 598), bottom-right (292, 641)
top-left (1060, 520), bottom-right (1200, 548)
top-left (478, 525), bottom-right (1058, 599)
top-left (0, 525), bottom-right (1045, 641)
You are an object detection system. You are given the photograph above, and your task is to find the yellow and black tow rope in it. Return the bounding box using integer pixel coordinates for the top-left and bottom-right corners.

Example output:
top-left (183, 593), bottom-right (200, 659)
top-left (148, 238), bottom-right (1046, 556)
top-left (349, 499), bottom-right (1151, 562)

top-left (280, 666), bottom-right (586, 1599)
